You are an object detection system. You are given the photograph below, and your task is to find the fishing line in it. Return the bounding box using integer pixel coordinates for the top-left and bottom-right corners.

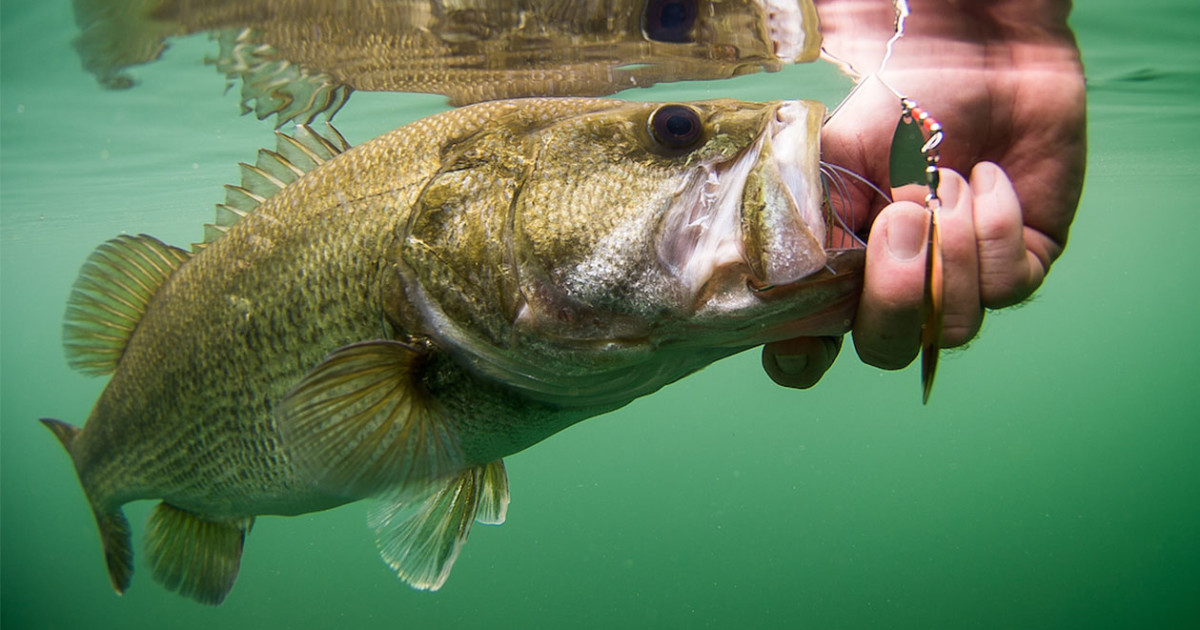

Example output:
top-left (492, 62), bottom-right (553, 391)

top-left (818, 0), bottom-right (946, 403)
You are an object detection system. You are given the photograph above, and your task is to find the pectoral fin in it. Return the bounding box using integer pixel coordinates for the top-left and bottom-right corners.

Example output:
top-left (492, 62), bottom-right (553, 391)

top-left (143, 503), bottom-right (253, 606)
top-left (368, 460), bottom-right (510, 591)
top-left (276, 341), bottom-right (464, 499)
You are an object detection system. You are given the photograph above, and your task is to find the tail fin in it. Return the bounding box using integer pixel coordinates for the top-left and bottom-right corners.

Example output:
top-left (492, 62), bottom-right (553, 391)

top-left (41, 417), bottom-right (81, 450)
top-left (96, 510), bottom-right (135, 594)
top-left (40, 418), bottom-right (135, 595)
top-left (71, 0), bottom-right (181, 89)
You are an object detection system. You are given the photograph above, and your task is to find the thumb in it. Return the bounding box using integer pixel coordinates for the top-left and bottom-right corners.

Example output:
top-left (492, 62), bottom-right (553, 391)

top-left (762, 336), bottom-right (844, 389)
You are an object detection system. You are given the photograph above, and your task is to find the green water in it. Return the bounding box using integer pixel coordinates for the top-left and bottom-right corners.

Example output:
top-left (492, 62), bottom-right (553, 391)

top-left (2, 1), bottom-right (1198, 628)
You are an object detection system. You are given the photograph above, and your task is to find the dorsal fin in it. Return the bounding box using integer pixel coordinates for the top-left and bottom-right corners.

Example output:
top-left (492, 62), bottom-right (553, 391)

top-left (63, 234), bottom-right (191, 375)
top-left (209, 28), bottom-right (352, 127)
top-left (195, 124), bottom-right (350, 250)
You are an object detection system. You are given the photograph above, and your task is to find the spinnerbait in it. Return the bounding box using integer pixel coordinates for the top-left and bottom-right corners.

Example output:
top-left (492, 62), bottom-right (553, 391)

top-left (823, 0), bottom-right (948, 403)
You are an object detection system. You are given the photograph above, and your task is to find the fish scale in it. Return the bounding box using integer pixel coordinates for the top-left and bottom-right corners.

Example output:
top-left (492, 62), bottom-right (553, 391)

top-left (72, 0), bottom-right (821, 123)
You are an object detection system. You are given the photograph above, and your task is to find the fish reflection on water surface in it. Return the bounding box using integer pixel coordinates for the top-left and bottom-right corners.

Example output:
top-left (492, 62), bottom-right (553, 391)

top-left (72, 0), bottom-right (821, 123)
top-left (42, 97), bottom-right (864, 604)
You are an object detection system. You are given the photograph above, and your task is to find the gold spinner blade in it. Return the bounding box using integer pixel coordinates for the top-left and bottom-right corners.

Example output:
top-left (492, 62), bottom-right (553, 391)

top-left (889, 98), bottom-right (945, 404)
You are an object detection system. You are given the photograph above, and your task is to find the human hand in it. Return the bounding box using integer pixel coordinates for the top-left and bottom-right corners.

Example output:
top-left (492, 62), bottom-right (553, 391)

top-left (765, 0), bottom-right (1087, 387)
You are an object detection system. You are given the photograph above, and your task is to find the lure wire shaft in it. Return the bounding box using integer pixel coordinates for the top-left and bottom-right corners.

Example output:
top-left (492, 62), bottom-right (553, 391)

top-left (821, 1), bottom-right (947, 403)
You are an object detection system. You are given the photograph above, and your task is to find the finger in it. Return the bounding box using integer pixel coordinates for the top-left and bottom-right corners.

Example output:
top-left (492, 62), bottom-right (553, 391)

top-left (852, 200), bottom-right (928, 369)
top-left (970, 162), bottom-right (1047, 309)
top-left (762, 336), bottom-right (844, 389)
top-left (907, 170), bottom-right (984, 348)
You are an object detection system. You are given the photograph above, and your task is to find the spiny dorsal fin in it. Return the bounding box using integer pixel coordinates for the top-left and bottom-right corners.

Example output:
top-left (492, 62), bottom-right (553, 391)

top-left (63, 234), bottom-right (191, 375)
top-left (275, 340), bottom-right (464, 500)
top-left (208, 28), bottom-right (352, 126)
top-left (368, 459), bottom-right (510, 591)
top-left (195, 123), bottom-right (350, 250)
top-left (144, 502), bottom-right (253, 606)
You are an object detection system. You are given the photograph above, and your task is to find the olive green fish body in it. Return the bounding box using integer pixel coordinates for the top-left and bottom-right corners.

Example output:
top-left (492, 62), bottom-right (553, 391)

top-left (63, 101), bottom-right (578, 513)
top-left (72, 0), bottom-right (821, 123)
top-left (45, 97), bottom-right (862, 604)
top-left (75, 206), bottom-right (394, 518)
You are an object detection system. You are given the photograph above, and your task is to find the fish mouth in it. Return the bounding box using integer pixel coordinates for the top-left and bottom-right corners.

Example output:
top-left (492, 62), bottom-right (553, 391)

top-left (690, 248), bottom-right (865, 345)
top-left (758, 0), bottom-right (822, 63)
top-left (741, 248), bottom-right (865, 339)
top-left (661, 101), bottom-right (863, 298)
top-left (658, 99), bottom-right (865, 342)
top-left (725, 100), bottom-right (867, 339)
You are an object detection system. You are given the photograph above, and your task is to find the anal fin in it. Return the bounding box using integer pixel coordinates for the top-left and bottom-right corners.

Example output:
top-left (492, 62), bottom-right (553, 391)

top-left (369, 459), bottom-right (510, 591)
top-left (475, 459), bottom-right (510, 526)
top-left (144, 503), bottom-right (253, 606)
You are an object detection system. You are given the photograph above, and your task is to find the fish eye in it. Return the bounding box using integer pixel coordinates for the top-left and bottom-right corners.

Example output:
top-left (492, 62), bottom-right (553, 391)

top-left (642, 0), bottom-right (697, 43)
top-left (648, 104), bottom-right (704, 150)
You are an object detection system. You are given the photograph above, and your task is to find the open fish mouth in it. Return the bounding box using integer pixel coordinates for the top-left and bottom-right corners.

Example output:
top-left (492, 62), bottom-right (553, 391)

top-left (758, 0), bottom-right (823, 63)
top-left (733, 119), bottom-right (871, 339)
top-left (744, 159), bottom-right (872, 294)
top-left (659, 100), bottom-right (865, 317)
top-left (748, 102), bottom-right (873, 290)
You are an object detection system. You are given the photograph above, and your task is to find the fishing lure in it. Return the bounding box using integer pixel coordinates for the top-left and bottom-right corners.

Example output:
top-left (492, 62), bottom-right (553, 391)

top-left (889, 98), bottom-right (944, 404)
top-left (823, 0), bottom-right (947, 403)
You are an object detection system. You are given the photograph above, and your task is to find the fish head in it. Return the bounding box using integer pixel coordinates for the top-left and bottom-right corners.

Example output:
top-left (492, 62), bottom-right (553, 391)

top-left (636, 0), bottom-right (822, 64)
top-left (401, 98), bottom-right (863, 407)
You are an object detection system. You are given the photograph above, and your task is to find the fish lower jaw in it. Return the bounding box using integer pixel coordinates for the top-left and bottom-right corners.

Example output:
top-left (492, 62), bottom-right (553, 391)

top-left (686, 279), bottom-right (862, 350)
top-left (754, 290), bottom-right (861, 341)
top-left (689, 248), bottom-right (865, 345)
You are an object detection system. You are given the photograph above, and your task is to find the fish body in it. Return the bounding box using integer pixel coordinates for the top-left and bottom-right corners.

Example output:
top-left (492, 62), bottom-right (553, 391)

top-left (44, 97), bottom-right (863, 604)
top-left (72, 0), bottom-right (821, 122)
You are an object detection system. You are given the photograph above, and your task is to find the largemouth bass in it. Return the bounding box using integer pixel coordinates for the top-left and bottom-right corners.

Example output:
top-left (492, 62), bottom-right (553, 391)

top-left (43, 97), bottom-right (863, 605)
top-left (73, 0), bottom-right (820, 123)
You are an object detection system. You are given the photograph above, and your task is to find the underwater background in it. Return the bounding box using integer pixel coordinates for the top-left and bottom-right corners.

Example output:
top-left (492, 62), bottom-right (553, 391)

top-left (2, 0), bottom-right (1197, 628)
